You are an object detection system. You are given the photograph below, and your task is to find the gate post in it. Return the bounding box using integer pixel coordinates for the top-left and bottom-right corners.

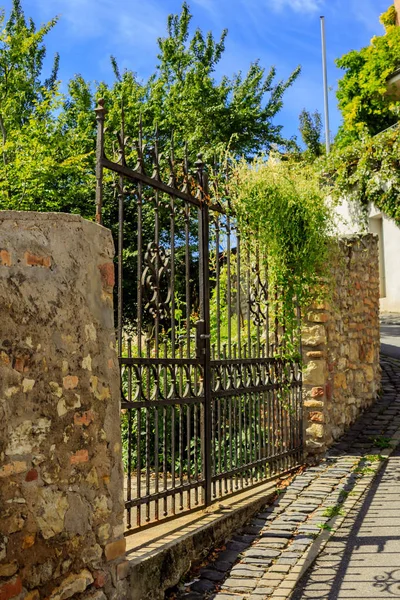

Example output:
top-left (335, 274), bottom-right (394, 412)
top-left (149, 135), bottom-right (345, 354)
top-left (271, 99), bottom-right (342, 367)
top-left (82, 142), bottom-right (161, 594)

top-left (197, 155), bottom-right (212, 506)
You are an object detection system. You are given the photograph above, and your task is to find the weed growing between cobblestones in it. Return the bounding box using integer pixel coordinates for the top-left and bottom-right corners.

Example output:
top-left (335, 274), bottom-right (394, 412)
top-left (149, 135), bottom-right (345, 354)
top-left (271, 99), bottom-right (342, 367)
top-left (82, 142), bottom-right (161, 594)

top-left (354, 466), bottom-right (376, 475)
top-left (317, 523), bottom-right (334, 532)
top-left (365, 454), bottom-right (385, 462)
top-left (322, 505), bottom-right (345, 518)
top-left (371, 435), bottom-right (392, 449)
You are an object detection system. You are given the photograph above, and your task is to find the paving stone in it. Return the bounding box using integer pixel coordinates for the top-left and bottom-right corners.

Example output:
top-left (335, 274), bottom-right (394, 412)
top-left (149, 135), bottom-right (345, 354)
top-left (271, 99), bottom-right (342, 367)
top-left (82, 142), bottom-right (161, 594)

top-left (230, 565), bottom-right (265, 578)
top-left (191, 578), bottom-right (215, 593)
top-left (280, 551), bottom-right (302, 558)
top-left (261, 530), bottom-right (293, 539)
top-left (213, 595), bottom-right (245, 600)
top-left (269, 564), bottom-right (291, 574)
top-left (232, 534), bottom-right (257, 544)
top-left (213, 560), bottom-right (234, 572)
top-left (252, 518), bottom-right (267, 526)
top-left (199, 568), bottom-right (225, 582)
top-left (251, 587), bottom-right (274, 596)
top-left (217, 550), bottom-right (241, 564)
top-left (243, 526), bottom-right (263, 535)
top-left (258, 538), bottom-right (288, 548)
top-left (222, 578), bottom-right (257, 591)
top-left (276, 556), bottom-right (298, 566)
top-left (241, 557), bottom-right (273, 567)
top-left (244, 548), bottom-right (280, 559)
top-left (260, 572), bottom-right (284, 583)
top-left (226, 540), bottom-right (249, 552)
top-left (266, 523), bottom-right (295, 531)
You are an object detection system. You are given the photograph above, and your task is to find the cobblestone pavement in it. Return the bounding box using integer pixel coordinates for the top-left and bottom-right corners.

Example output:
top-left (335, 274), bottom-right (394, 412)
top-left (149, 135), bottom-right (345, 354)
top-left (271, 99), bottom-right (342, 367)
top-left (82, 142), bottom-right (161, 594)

top-left (169, 355), bottom-right (400, 600)
top-left (380, 313), bottom-right (400, 360)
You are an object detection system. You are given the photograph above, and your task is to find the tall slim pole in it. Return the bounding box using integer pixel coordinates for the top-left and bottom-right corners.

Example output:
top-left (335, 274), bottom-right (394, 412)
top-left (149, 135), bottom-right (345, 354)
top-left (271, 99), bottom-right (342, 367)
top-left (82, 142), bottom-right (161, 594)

top-left (320, 16), bottom-right (331, 154)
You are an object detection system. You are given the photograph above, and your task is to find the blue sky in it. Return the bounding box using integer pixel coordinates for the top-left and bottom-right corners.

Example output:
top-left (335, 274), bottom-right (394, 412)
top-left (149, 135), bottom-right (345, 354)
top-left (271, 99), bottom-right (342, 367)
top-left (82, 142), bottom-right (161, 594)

top-left (3, 0), bottom-right (392, 142)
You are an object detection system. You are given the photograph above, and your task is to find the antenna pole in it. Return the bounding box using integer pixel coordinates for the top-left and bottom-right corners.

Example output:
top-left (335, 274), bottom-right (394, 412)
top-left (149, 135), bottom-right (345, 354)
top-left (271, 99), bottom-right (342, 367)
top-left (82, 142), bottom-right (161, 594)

top-left (320, 16), bottom-right (331, 154)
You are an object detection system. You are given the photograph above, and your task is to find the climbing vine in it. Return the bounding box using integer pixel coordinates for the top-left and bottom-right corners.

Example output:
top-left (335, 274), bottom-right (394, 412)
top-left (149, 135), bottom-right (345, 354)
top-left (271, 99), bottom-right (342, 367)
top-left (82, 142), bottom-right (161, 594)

top-left (230, 157), bottom-right (335, 344)
top-left (324, 124), bottom-right (400, 228)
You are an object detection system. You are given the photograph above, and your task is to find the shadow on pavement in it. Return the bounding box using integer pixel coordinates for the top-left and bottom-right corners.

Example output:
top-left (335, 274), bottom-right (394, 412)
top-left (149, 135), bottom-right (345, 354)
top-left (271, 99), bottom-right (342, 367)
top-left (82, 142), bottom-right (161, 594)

top-left (292, 447), bottom-right (400, 599)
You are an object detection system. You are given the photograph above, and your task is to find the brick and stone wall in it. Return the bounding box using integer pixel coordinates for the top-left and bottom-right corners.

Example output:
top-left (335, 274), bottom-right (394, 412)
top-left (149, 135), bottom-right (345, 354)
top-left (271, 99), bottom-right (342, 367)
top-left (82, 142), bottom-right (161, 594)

top-left (303, 234), bottom-right (381, 458)
top-left (0, 212), bottom-right (128, 600)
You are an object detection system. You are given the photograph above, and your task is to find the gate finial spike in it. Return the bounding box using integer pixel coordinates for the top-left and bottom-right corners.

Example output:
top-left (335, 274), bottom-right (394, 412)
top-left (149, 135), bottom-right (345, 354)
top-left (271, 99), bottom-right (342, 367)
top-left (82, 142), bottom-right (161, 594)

top-left (95, 97), bottom-right (107, 117)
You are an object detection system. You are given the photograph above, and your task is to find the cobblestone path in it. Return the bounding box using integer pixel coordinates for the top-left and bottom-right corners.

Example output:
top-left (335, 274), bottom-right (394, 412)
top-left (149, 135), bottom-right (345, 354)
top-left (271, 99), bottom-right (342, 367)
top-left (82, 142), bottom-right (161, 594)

top-left (170, 356), bottom-right (400, 600)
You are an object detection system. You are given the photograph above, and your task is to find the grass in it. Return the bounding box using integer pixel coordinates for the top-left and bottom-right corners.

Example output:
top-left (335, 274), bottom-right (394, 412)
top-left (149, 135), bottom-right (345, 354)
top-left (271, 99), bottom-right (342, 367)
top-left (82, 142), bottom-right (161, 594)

top-left (317, 523), bottom-right (334, 532)
top-left (370, 435), bottom-right (392, 449)
top-left (322, 505), bottom-right (345, 518)
top-left (353, 466), bottom-right (375, 475)
top-left (365, 454), bottom-right (385, 463)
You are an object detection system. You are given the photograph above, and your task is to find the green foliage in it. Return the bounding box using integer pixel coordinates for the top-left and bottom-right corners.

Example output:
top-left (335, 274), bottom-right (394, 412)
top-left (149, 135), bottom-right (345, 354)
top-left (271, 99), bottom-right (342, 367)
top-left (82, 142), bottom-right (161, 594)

top-left (231, 157), bottom-right (333, 344)
top-left (322, 504), bottom-right (344, 518)
top-left (365, 454), bottom-right (385, 462)
top-left (317, 523), bottom-right (334, 531)
top-left (0, 1), bottom-right (303, 334)
top-left (140, 2), bottom-right (301, 160)
top-left (335, 4), bottom-right (400, 145)
top-left (324, 124), bottom-right (400, 227)
top-left (371, 435), bottom-right (392, 449)
top-left (0, 2), bottom-right (96, 213)
top-left (298, 109), bottom-right (323, 159)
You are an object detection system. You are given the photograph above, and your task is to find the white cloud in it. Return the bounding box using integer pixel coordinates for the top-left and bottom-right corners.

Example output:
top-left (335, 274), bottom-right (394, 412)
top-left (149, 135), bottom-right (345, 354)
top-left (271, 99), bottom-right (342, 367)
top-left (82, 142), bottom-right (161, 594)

top-left (268, 0), bottom-right (325, 14)
top-left (33, 0), bottom-right (167, 45)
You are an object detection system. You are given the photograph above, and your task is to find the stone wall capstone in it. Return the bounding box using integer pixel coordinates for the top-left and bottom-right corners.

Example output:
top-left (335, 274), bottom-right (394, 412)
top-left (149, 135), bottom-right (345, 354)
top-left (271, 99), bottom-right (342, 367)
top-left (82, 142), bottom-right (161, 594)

top-left (0, 212), bottom-right (128, 600)
top-left (302, 234), bottom-right (381, 458)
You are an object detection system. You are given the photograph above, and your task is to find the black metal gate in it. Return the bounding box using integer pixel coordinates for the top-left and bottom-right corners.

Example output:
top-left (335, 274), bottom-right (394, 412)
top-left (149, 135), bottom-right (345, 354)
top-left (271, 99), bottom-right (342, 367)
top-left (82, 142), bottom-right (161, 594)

top-left (95, 100), bottom-right (303, 532)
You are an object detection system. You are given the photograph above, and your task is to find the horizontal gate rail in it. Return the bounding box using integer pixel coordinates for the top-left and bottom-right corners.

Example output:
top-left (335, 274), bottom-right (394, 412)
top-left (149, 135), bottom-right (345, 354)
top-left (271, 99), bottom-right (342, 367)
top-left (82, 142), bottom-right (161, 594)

top-left (95, 99), bottom-right (304, 534)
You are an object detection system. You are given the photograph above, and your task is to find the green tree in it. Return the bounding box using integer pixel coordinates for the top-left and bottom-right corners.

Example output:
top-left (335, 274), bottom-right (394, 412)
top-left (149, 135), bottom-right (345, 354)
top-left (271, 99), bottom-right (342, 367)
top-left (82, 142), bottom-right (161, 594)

top-left (298, 109), bottom-right (323, 159)
top-left (0, 1), bottom-right (302, 214)
top-left (335, 4), bottom-right (400, 145)
top-left (103, 3), bottom-right (301, 161)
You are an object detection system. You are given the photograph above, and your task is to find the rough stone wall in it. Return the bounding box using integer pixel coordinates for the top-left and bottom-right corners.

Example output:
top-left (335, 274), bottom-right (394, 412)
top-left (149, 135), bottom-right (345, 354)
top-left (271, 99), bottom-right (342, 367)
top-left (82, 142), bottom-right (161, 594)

top-left (302, 234), bottom-right (381, 458)
top-left (0, 212), bottom-right (128, 600)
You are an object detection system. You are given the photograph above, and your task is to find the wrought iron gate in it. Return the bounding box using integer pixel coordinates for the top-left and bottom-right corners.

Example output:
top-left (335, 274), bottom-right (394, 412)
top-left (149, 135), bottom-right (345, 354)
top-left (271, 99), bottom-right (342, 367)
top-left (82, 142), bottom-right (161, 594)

top-left (95, 100), bottom-right (303, 532)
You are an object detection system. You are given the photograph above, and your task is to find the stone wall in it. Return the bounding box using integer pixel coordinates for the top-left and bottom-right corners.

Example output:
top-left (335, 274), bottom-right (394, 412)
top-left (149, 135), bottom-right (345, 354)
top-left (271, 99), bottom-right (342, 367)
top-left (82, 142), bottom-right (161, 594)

top-left (302, 234), bottom-right (381, 458)
top-left (0, 212), bottom-right (128, 600)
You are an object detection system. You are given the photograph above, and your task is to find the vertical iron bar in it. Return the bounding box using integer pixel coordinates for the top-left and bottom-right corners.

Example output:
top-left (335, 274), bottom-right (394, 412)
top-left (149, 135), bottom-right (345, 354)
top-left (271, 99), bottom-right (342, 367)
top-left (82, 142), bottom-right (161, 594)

top-left (216, 217), bottom-right (221, 358)
top-left (95, 98), bottom-right (106, 224)
top-left (185, 202), bottom-right (191, 357)
top-left (236, 227), bottom-right (241, 356)
top-left (227, 217), bottom-right (232, 357)
top-left (163, 342), bottom-right (168, 517)
top-left (145, 339), bottom-right (151, 522)
top-left (197, 154), bottom-right (212, 507)
top-left (127, 339), bottom-right (132, 529)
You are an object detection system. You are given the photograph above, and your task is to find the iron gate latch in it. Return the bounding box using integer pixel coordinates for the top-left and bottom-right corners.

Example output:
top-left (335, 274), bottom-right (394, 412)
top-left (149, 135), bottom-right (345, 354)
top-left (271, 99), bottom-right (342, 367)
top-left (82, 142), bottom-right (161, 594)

top-left (195, 320), bottom-right (210, 359)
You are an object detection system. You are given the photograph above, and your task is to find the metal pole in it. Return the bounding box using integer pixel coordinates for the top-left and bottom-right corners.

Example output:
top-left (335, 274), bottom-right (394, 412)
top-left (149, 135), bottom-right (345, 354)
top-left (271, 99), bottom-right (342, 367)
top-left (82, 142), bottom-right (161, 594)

top-left (94, 98), bottom-right (106, 224)
top-left (320, 16), bottom-right (331, 154)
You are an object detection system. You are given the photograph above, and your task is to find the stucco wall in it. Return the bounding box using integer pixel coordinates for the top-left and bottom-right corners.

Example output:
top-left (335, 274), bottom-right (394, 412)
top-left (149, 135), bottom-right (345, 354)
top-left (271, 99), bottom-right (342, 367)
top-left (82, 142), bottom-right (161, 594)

top-left (0, 212), bottom-right (128, 600)
top-left (303, 235), bottom-right (381, 458)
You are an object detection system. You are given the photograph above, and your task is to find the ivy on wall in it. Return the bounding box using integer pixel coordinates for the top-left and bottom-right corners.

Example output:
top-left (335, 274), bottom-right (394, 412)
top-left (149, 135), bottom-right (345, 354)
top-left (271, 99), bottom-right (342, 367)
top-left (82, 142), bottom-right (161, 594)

top-left (324, 124), bottom-right (400, 227)
top-left (324, 4), bottom-right (400, 227)
top-left (231, 157), bottom-right (334, 342)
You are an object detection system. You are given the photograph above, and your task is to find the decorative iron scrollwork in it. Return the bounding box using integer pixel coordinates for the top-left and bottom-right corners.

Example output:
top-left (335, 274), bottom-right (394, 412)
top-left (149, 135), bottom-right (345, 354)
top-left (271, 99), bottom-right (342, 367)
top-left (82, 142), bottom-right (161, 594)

top-left (249, 264), bottom-right (268, 326)
top-left (142, 242), bottom-right (172, 320)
